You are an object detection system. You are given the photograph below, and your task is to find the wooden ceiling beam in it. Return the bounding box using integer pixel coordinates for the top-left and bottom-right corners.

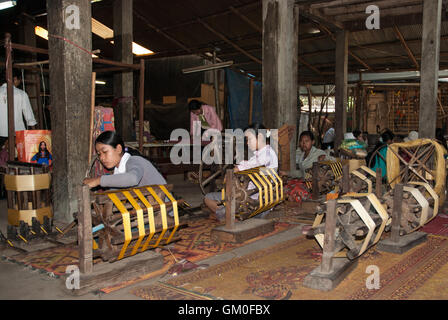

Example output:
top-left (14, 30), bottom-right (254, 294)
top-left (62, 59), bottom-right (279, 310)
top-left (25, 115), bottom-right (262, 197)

top-left (197, 19), bottom-right (262, 64)
top-left (229, 6), bottom-right (262, 33)
top-left (159, 1), bottom-right (261, 32)
top-left (310, 0), bottom-right (371, 9)
top-left (322, 0), bottom-right (422, 16)
top-left (393, 25), bottom-right (419, 69)
top-left (133, 10), bottom-right (192, 54)
top-left (318, 24), bottom-right (372, 71)
top-left (335, 4), bottom-right (423, 22)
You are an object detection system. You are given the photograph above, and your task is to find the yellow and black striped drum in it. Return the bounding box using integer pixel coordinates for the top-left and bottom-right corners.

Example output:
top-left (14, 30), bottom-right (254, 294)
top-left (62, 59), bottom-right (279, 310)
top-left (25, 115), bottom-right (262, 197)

top-left (4, 163), bottom-right (52, 227)
top-left (221, 166), bottom-right (284, 220)
top-left (92, 184), bottom-right (180, 262)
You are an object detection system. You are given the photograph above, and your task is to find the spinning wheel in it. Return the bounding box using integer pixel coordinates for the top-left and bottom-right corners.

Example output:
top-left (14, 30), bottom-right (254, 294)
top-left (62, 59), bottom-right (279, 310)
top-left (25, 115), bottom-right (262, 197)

top-left (386, 139), bottom-right (446, 203)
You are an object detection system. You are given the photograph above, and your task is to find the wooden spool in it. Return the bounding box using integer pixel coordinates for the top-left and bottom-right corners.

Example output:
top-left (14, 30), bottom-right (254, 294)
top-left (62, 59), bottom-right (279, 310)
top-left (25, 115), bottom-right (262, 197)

top-left (4, 162), bottom-right (52, 226)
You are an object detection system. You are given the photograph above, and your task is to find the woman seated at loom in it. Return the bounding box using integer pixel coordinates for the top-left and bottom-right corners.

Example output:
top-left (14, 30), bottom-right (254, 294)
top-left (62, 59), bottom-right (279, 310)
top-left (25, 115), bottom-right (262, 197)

top-left (203, 123), bottom-right (278, 221)
top-left (83, 131), bottom-right (167, 189)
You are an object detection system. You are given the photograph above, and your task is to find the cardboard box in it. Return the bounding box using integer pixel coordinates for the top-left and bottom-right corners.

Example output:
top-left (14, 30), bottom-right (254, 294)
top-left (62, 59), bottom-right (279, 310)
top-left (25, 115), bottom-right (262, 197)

top-left (16, 130), bottom-right (52, 165)
top-left (163, 96), bottom-right (176, 104)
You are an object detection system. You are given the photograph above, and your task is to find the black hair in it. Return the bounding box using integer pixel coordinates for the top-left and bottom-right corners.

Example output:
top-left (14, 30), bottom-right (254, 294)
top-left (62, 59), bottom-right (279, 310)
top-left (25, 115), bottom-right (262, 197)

top-left (299, 130), bottom-right (315, 141)
top-left (244, 123), bottom-right (271, 146)
top-left (381, 130), bottom-right (394, 143)
top-left (188, 99), bottom-right (204, 111)
top-left (12, 68), bottom-right (21, 79)
top-left (95, 131), bottom-right (125, 154)
top-left (34, 141), bottom-right (50, 159)
top-left (353, 129), bottom-right (362, 139)
top-left (436, 128), bottom-right (447, 148)
top-left (0, 69), bottom-right (5, 84)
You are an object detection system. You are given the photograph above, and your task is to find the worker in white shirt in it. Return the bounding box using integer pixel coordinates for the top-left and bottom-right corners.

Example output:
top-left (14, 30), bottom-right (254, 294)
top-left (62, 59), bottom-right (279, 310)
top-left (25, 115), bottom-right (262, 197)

top-left (0, 69), bottom-right (37, 148)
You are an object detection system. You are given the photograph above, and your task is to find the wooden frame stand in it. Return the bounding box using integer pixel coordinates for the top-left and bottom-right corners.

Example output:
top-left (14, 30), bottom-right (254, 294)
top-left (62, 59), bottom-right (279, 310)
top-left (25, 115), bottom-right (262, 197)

top-left (211, 170), bottom-right (274, 244)
top-left (377, 183), bottom-right (427, 254)
top-left (61, 185), bottom-right (164, 296)
top-left (303, 200), bottom-right (358, 291)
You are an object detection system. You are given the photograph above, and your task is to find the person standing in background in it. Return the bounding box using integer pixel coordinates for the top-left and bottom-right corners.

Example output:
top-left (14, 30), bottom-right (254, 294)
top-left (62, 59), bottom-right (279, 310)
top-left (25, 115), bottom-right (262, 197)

top-left (321, 118), bottom-right (335, 150)
top-left (0, 69), bottom-right (37, 149)
top-left (189, 99), bottom-right (223, 138)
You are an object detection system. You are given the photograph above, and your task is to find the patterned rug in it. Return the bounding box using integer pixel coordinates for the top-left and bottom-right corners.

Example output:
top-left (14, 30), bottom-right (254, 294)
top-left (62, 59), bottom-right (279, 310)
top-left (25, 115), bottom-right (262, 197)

top-left (421, 214), bottom-right (448, 236)
top-left (131, 234), bottom-right (448, 300)
top-left (1, 217), bottom-right (293, 291)
top-left (1, 245), bottom-right (80, 277)
top-left (100, 219), bottom-right (293, 293)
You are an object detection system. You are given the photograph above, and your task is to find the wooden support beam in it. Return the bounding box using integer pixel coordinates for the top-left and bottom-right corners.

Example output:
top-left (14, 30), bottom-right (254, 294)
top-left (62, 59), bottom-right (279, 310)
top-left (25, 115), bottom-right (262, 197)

top-left (335, 5), bottom-right (423, 22)
top-left (320, 199), bottom-right (337, 274)
top-left (310, 0), bottom-right (369, 9)
top-left (78, 185), bottom-right (93, 274)
top-left (229, 6), bottom-right (262, 33)
top-left (419, 0), bottom-right (442, 139)
top-left (113, 0), bottom-right (134, 141)
top-left (159, 1), bottom-right (261, 33)
top-left (198, 19), bottom-right (262, 65)
top-left (47, 0), bottom-right (92, 222)
top-left (5, 33), bottom-right (15, 161)
top-left (334, 30), bottom-right (348, 153)
top-left (393, 25), bottom-right (419, 69)
top-left (139, 59), bottom-right (145, 154)
top-left (225, 169), bottom-right (236, 230)
top-left (318, 24), bottom-right (372, 71)
top-left (391, 183), bottom-right (403, 243)
top-left (299, 56), bottom-right (322, 75)
top-left (300, 7), bottom-right (344, 31)
top-left (323, 0), bottom-right (422, 15)
top-left (133, 10), bottom-right (192, 53)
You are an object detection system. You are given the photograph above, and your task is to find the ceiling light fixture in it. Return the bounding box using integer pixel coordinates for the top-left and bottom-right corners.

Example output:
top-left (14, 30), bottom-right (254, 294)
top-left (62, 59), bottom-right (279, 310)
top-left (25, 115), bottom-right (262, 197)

top-left (0, 0), bottom-right (16, 11)
top-left (35, 18), bottom-right (154, 56)
top-left (182, 61), bottom-right (234, 74)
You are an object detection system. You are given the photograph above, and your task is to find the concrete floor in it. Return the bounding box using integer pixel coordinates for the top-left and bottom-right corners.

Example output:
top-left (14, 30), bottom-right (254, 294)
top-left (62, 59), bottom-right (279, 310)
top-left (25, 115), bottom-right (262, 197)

top-left (0, 174), bottom-right (304, 300)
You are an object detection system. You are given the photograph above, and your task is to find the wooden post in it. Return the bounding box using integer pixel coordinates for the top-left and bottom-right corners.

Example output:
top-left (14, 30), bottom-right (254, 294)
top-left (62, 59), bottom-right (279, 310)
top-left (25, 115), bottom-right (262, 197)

top-left (391, 183), bottom-right (403, 243)
top-left (5, 33), bottom-right (15, 161)
top-left (225, 169), bottom-right (236, 230)
top-left (342, 163), bottom-right (350, 194)
top-left (88, 72), bottom-right (96, 165)
top-left (262, 0), bottom-right (298, 172)
top-left (320, 199), bottom-right (337, 274)
top-left (248, 78), bottom-right (254, 125)
top-left (113, 0), bottom-right (134, 141)
top-left (307, 85), bottom-right (313, 131)
top-left (334, 30), bottom-right (348, 153)
top-left (47, 0), bottom-right (92, 222)
top-left (419, 0), bottom-right (442, 139)
top-left (213, 51), bottom-right (221, 121)
top-left (375, 167), bottom-right (382, 198)
top-left (78, 184), bottom-right (93, 274)
top-left (139, 59), bottom-right (145, 154)
top-left (312, 162), bottom-right (320, 200)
